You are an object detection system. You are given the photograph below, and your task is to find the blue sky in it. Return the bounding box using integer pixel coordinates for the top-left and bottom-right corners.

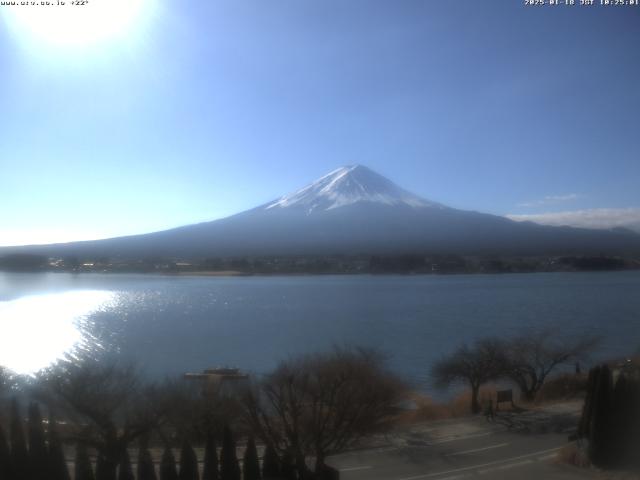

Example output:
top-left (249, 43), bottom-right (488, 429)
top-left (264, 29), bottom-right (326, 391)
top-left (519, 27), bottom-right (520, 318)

top-left (1, 0), bottom-right (639, 245)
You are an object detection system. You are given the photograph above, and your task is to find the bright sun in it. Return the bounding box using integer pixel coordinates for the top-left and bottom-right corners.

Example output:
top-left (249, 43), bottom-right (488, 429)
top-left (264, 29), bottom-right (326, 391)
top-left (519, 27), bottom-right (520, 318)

top-left (2, 0), bottom-right (148, 47)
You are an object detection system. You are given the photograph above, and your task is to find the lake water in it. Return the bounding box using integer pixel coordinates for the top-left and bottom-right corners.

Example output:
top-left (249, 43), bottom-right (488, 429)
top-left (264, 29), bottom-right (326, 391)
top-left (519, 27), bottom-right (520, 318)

top-left (1, 271), bottom-right (639, 392)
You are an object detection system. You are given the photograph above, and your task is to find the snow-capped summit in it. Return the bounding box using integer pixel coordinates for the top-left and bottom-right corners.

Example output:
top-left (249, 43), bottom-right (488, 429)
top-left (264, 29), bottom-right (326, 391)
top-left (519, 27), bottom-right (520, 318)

top-left (265, 165), bottom-right (442, 214)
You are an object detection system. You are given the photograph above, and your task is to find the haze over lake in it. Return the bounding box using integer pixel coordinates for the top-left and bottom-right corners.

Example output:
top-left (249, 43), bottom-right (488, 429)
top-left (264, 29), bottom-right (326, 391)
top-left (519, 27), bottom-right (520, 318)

top-left (1, 271), bottom-right (638, 392)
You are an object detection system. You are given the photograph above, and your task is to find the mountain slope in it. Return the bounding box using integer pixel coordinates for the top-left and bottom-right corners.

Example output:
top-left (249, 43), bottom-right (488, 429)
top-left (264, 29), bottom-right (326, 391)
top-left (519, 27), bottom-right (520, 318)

top-left (3, 165), bottom-right (640, 259)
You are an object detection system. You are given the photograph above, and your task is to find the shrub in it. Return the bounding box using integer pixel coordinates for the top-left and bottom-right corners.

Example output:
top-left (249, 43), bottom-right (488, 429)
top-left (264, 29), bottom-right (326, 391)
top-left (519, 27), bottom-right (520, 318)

top-left (0, 424), bottom-right (12, 479)
top-left (242, 437), bottom-right (260, 480)
top-left (10, 399), bottom-right (30, 480)
top-left (137, 445), bottom-right (157, 480)
top-left (75, 443), bottom-right (96, 480)
top-left (28, 402), bottom-right (49, 480)
top-left (220, 426), bottom-right (240, 480)
top-left (96, 454), bottom-right (110, 480)
top-left (280, 451), bottom-right (296, 480)
top-left (49, 413), bottom-right (71, 480)
top-left (202, 433), bottom-right (219, 480)
top-left (160, 447), bottom-right (178, 480)
top-left (261, 444), bottom-right (279, 480)
top-left (118, 450), bottom-right (135, 480)
top-left (179, 440), bottom-right (199, 480)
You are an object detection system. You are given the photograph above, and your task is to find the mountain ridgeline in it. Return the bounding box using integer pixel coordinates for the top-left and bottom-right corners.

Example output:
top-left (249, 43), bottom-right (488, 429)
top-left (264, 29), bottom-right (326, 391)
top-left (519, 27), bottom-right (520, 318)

top-left (3, 165), bottom-right (640, 260)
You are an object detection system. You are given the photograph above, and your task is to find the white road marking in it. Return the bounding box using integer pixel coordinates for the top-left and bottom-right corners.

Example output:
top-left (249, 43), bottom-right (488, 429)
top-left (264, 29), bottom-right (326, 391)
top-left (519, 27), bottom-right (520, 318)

top-left (478, 459), bottom-right (533, 474)
top-left (335, 445), bottom-right (400, 458)
top-left (394, 445), bottom-right (565, 480)
top-left (376, 447), bottom-right (401, 453)
top-left (339, 466), bottom-right (373, 472)
top-left (334, 429), bottom-right (503, 458)
top-left (446, 442), bottom-right (509, 456)
top-left (537, 453), bottom-right (558, 461)
top-left (428, 431), bottom-right (498, 445)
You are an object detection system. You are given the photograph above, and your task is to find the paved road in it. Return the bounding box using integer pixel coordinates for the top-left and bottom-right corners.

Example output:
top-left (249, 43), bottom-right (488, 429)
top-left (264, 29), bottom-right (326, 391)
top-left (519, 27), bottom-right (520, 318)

top-left (328, 408), bottom-right (595, 480)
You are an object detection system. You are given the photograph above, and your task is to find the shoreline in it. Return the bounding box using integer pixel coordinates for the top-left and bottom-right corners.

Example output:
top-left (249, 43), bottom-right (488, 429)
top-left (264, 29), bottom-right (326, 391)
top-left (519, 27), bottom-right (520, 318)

top-left (1, 268), bottom-right (639, 278)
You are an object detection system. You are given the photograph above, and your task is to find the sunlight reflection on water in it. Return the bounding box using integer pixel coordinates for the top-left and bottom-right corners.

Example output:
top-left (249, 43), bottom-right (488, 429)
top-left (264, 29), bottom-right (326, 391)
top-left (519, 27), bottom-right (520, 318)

top-left (0, 290), bottom-right (116, 374)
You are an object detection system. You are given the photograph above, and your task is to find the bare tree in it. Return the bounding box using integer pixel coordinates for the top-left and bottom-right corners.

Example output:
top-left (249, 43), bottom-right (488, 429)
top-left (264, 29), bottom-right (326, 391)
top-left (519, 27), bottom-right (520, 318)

top-left (243, 346), bottom-right (406, 476)
top-left (35, 358), bottom-right (160, 480)
top-left (148, 376), bottom-right (244, 444)
top-left (503, 330), bottom-right (600, 401)
top-left (146, 378), bottom-right (203, 444)
top-left (431, 338), bottom-right (507, 414)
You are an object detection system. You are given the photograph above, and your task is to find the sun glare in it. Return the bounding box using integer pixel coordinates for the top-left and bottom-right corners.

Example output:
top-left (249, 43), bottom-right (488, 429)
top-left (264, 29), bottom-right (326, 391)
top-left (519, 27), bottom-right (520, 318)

top-left (2, 0), bottom-right (148, 47)
top-left (0, 290), bottom-right (115, 375)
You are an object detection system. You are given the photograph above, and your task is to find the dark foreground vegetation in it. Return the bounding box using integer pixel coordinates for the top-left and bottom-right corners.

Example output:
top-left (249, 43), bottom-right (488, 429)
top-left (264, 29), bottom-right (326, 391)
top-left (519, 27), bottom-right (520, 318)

top-left (0, 347), bottom-right (405, 480)
top-left (577, 361), bottom-right (640, 471)
top-left (1, 336), bottom-right (637, 478)
top-left (1, 253), bottom-right (639, 275)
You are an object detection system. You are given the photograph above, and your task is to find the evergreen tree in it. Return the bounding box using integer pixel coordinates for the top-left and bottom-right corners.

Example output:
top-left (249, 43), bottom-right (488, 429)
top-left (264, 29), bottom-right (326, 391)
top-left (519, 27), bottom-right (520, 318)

top-left (28, 402), bottom-right (49, 480)
top-left (580, 363), bottom-right (640, 470)
top-left (261, 444), bottom-right (280, 480)
top-left (75, 443), bottom-right (96, 480)
top-left (0, 424), bottom-right (12, 480)
top-left (10, 398), bottom-right (30, 480)
top-left (242, 437), bottom-right (260, 480)
top-left (631, 380), bottom-right (640, 469)
top-left (160, 447), bottom-right (179, 480)
top-left (578, 366), bottom-right (600, 438)
top-left (588, 364), bottom-right (613, 467)
top-left (280, 451), bottom-right (296, 480)
top-left (220, 426), bottom-right (240, 480)
top-left (179, 439), bottom-right (199, 480)
top-left (118, 449), bottom-right (135, 480)
top-left (610, 374), bottom-right (628, 466)
top-left (202, 433), bottom-right (219, 480)
top-left (138, 446), bottom-right (158, 480)
top-left (48, 413), bottom-right (71, 480)
top-left (612, 373), bottom-right (640, 469)
top-left (96, 454), bottom-right (110, 480)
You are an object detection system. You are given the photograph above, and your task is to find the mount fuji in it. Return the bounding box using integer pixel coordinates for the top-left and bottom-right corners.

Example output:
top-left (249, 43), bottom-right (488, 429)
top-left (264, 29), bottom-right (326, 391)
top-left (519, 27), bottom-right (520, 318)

top-left (4, 165), bottom-right (639, 259)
